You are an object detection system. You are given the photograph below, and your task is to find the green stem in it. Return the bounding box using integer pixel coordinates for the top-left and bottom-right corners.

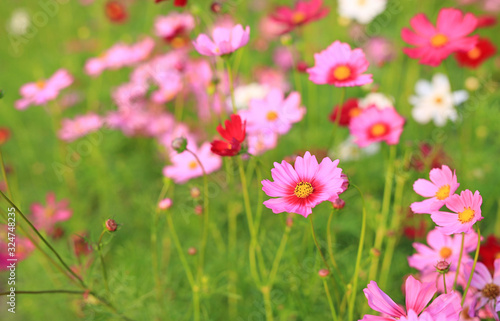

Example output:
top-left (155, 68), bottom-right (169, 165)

top-left (368, 145), bottom-right (396, 282)
top-left (349, 183), bottom-right (367, 321)
top-left (224, 58), bottom-right (237, 114)
top-left (453, 233), bottom-right (465, 290)
top-left (322, 279), bottom-right (339, 321)
top-left (0, 190), bottom-right (86, 288)
top-left (0, 150), bottom-right (13, 200)
top-left (309, 216), bottom-right (330, 271)
top-left (327, 210), bottom-right (346, 287)
top-left (261, 286), bottom-right (274, 321)
top-left (461, 226), bottom-right (481, 306)
top-left (0, 290), bottom-right (84, 295)
top-left (442, 272), bottom-right (447, 294)
top-left (97, 230), bottom-right (110, 295)
top-left (267, 224), bottom-right (291, 286)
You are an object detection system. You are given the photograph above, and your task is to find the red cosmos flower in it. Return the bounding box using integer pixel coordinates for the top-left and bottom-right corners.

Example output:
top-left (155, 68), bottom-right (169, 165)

top-left (476, 15), bottom-right (497, 29)
top-left (211, 114), bottom-right (246, 157)
top-left (105, 1), bottom-right (127, 24)
top-left (455, 38), bottom-right (497, 69)
top-left (0, 128), bottom-right (10, 146)
top-left (479, 235), bottom-right (500, 272)
top-left (155, 0), bottom-right (187, 6)
top-left (270, 0), bottom-right (329, 34)
top-left (329, 98), bottom-right (361, 127)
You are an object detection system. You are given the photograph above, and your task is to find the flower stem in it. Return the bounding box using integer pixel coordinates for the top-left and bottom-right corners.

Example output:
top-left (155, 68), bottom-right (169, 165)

top-left (309, 216), bottom-right (330, 271)
top-left (261, 286), bottom-right (274, 321)
top-left (0, 190), bottom-right (86, 289)
top-left (267, 224), bottom-right (291, 286)
top-left (442, 272), bottom-right (447, 294)
top-left (462, 226), bottom-right (481, 306)
top-left (349, 183), bottom-right (367, 321)
top-left (0, 150), bottom-right (13, 200)
top-left (453, 232), bottom-right (465, 290)
top-left (0, 290), bottom-right (85, 295)
top-left (322, 278), bottom-right (339, 321)
top-left (97, 229), bottom-right (110, 295)
top-left (327, 210), bottom-right (346, 287)
top-left (224, 58), bottom-right (237, 114)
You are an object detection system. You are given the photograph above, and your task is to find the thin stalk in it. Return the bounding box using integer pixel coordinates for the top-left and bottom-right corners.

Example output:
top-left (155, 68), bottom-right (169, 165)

top-left (461, 226), bottom-right (481, 306)
top-left (0, 190), bottom-right (86, 288)
top-left (261, 286), bottom-right (274, 321)
top-left (0, 290), bottom-right (85, 295)
top-left (151, 182), bottom-right (169, 309)
top-left (349, 183), bottom-right (367, 321)
top-left (309, 216), bottom-right (330, 271)
top-left (97, 230), bottom-right (110, 295)
top-left (267, 224), bottom-right (291, 286)
top-left (0, 150), bottom-right (13, 200)
top-left (442, 273), bottom-right (447, 294)
top-left (327, 210), bottom-right (346, 286)
top-left (322, 279), bottom-right (339, 321)
top-left (453, 233), bottom-right (465, 290)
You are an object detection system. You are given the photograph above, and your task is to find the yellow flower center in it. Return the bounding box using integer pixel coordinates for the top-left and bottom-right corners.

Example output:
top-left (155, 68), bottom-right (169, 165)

top-left (435, 184), bottom-right (450, 200)
top-left (458, 207), bottom-right (475, 224)
top-left (189, 161), bottom-right (198, 170)
top-left (36, 80), bottom-right (46, 89)
top-left (369, 123), bottom-right (388, 137)
top-left (467, 47), bottom-right (481, 60)
top-left (431, 34), bottom-right (448, 47)
top-left (332, 65), bottom-right (351, 81)
top-left (171, 37), bottom-right (186, 49)
top-left (266, 111), bottom-right (278, 121)
top-left (292, 12), bottom-right (306, 24)
top-left (349, 107), bottom-right (361, 118)
top-left (435, 96), bottom-right (443, 104)
top-left (496, 253), bottom-right (500, 259)
top-left (439, 247), bottom-right (452, 259)
top-left (481, 283), bottom-right (500, 300)
top-left (294, 182), bottom-right (313, 198)
top-left (357, 0), bottom-right (366, 5)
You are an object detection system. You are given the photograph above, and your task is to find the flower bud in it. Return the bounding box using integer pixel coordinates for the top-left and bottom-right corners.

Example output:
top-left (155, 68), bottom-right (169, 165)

top-left (340, 173), bottom-right (349, 192)
top-left (188, 247), bottom-right (197, 255)
top-left (370, 248), bottom-right (381, 257)
top-left (286, 216), bottom-right (293, 227)
top-left (0, 128), bottom-right (11, 146)
top-left (332, 198), bottom-right (345, 209)
top-left (106, 219), bottom-right (118, 232)
top-left (296, 61), bottom-right (309, 73)
top-left (171, 137), bottom-right (187, 153)
top-left (318, 269), bottom-right (330, 277)
top-left (194, 205), bottom-right (203, 215)
top-left (190, 187), bottom-right (201, 199)
top-left (435, 260), bottom-right (451, 273)
top-left (210, 2), bottom-right (221, 13)
top-left (158, 198), bottom-right (172, 210)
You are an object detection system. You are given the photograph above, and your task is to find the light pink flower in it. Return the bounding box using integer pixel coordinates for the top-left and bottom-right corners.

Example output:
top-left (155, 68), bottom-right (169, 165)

top-left (307, 40), bottom-right (373, 87)
top-left (15, 69), bottom-right (73, 110)
top-left (239, 88), bottom-right (305, 135)
top-left (363, 37), bottom-right (397, 67)
top-left (193, 24), bottom-right (250, 56)
top-left (261, 152), bottom-right (344, 217)
top-left (348, 106), bottom-right (405, 148)
top-left (163, 142), bottom-right (222, 184)
top-left (411, 165), bottom-right (460, 214)
top-left (158, 198), bottom-right (173, 210)
top-left (30, 192), bottom-right (72, 234)
top-left (150, 70), bottom-right (183, 104)
top-left (401, 8), bottom-right (478, 66)
top-left (85, 37), bottom-right (155, 76)
top-left (154, 12), bottom-right (195, 47)
top-left (58, 113), bottom-right (103, 142)
top-left (361, 275), bottom-right (462, 320)
top-left (464, 259), bottom-right (500, 320)
top-left (247, 130), bottom-right (279, 156)
top-left (0, 231), bottom-right (34, 271)
top-left (431, 190), bottom-right (483, 235)
top-left (255, 67), bottom-right (290, 92)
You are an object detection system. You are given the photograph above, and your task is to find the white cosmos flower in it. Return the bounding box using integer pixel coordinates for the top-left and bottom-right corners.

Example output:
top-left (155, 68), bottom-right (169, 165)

top-left (410, 73), bottom-right (469, 127)
top-left (228, 83), bottom-right (269, 111)
top-left (359, 92), bottom-right (394, 110)
top-left (338, 0), bottom-right (388, 24)
top-left (7, 9), bottom-right (30, 36)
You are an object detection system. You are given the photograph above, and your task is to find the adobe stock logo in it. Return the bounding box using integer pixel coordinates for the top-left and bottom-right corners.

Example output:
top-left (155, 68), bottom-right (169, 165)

top-left (7, 0), bottom-right (70, 57)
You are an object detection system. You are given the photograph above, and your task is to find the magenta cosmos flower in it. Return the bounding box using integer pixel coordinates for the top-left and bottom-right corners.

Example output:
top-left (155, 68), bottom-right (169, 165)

top-left (192, 24), bottom-right (250, 57)
top-left (464, 259), bottom-right (500, 319)
top-left (30, 192), bottom-right (73, 234)
top-left (15, 69), bottom-right (73, 110)
top-left (270, 0), bottom-right (329, 34)
top-left (411, 165), bottom-right (460, 214)
top-left (401, 8), bottom-right (478, 67)
top-left (349, 106), bottom-right (405, 148)
top-left (154, 12), bottom-right (195, 48)
top-left (431, 189), bottom-right (483, 235)
top-left (261, 152), bottom-right (344, 217)
top-left (307, 40), bottom-right (373, 87)
top-left (58, 113), bottom-right (103, 142)
top-left (361, 275), bottom-right (462, 321)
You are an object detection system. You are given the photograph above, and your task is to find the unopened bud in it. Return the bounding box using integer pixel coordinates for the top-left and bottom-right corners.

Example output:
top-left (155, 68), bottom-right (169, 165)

top-left (188, 247), bottom-right (197, 255)
top-left (296, 61), bottom-right (309, 73)
top-left (159, 198), bottom-right (172, 210)
top-left (190, 187), bottom-right (201, 199)
top-left (171, 137), bottom-right (187, 153)
top-left (332, 198), bottom-right (345, 209)
top-left (210, 2), bottom-right (221, 13)
top-left (0, 128), bottom-right (11, 146)
top-left (340, 173), bottom-right (349, 192)
top-left (435, 260), bottom-right (451, 273)
top-left (318, 269), bottom-right (330, 277)
top-left (194, 205), bottom-right (203, 215)
top-left (106, 219), bottom-right (118, 232)
top-left (371, 248), bottom-right (381, 257)
top-left (286, 216), bottom-right (293, 227)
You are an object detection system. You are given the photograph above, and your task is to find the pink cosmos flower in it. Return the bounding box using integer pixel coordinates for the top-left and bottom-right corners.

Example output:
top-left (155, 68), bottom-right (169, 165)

top-left (150, 70), bottom-right (183, 104)
top-left (239, 88), bottom-right (305, 135)
top-left (261, 152), bottom-right (344, 217)
top-left (192, 24), bottom-right (250, 56)
top-left (154, 12), bottom-right (195, 48)
top-left (163, 142), bottom-right (222, 184)
top-left (0, 231), bottom-right (34, 271)
top-left (85, 37), bottom-right (155, 76)
top-left (247, 130), bottom-right (279, 156)
top-left (464, 259), bottom-right (500, 320)
top-left (401, 8), bottom-right (478, 66)
top-left (348, 106), bottom-right (405, 148)
top-left (269, 0), bottom-right (329, 34)
top-left (361, 275), bottom-right (462, 320)
top-left (363, 37), bottom-right (397, 67)
top-left (307, 41), bottom-right (373, 87)
top-left (15, 69), bottom-right (73, 110)
top-left (30, 192), bottom-right (73, 234)
top-left (411, 165), bottom-right (460, 214)
top-left (409, 228), bottom-right (478, 272)
top-left (58, 113), bottom-right (103, 142)
top-left (431, 190), bottom-right (483, 235)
